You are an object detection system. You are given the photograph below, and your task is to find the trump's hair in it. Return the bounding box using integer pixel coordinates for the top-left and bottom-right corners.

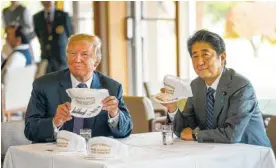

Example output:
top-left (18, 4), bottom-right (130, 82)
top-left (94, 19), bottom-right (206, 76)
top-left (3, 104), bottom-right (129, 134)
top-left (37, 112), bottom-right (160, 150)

top-left (67, 34), bottom-right (102, 61)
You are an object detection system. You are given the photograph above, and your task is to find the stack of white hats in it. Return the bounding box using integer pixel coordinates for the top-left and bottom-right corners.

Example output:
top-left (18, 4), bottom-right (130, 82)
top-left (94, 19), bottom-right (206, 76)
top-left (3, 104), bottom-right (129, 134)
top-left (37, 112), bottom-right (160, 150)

top-left (56, 130), bottom-right (86, 152)
top-left (86, 137), bottom-right (129, 159)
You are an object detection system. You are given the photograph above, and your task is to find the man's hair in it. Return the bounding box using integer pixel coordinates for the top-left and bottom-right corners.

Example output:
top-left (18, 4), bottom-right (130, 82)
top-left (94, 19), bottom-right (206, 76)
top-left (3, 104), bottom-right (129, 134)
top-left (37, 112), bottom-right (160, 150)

top-left (187, 29), bottom-right (226, 57)
top-left (67, 34), bottom-right (102, 61)
top-left (7, 25), bottom-right (29, 44)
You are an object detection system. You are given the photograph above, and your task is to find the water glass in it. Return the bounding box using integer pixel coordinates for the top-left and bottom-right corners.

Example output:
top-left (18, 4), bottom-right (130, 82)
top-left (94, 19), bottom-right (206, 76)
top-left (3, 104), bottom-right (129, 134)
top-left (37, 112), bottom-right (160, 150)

top-left (162, 125), bottom-right (173, 145)
top-left (80, 129), bottom-right (91, 143)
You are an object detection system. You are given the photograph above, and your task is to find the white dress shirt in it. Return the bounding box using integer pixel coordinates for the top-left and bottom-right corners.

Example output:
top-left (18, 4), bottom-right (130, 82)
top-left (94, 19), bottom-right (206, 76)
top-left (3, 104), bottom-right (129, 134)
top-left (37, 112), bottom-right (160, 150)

top-left (4, 44), bottom-right (29, 70)
top-left (53, 73), bottom-right (120, 132)
top-left (44, 7), bottom-right (55, 22)
top-left (168, 70), bottom-right (223, 122)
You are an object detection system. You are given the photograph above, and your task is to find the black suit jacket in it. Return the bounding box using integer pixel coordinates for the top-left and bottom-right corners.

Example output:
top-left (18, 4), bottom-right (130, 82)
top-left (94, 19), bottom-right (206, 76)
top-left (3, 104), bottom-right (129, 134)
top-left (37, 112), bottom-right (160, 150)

top-left (24, 69), bottom-right (133, 143)
top-left (33, 10), bottom-right (73, 72)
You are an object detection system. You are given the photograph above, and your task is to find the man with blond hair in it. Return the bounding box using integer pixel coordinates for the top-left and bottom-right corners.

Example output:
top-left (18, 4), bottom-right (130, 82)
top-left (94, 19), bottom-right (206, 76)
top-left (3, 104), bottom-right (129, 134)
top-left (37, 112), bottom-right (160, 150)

top-left (24, 34), bottom-right (133, 143)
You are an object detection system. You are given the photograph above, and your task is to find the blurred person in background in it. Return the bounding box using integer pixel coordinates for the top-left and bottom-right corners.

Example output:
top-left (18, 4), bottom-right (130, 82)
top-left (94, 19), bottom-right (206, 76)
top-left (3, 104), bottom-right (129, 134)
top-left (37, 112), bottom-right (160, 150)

top-left (2, 1), bottom-right (35, 62)
top-left (162, 30), bottom-right (271, 147)
top-left (33, 1), bottom-right (74, 73)
top-left (2, 25), bottom-right (32, 72)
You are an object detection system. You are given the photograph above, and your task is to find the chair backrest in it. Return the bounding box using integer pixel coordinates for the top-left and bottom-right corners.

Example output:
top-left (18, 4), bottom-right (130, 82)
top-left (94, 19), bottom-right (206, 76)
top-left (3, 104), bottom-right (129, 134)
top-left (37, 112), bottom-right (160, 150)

top-left (123, 96), bottom-right (155, 133)
top-left (267, 116), bottom-right (276, 156)
top-left (3, 65), bottom-right (37, 111)
top-left (1, 121), bottom-right (31, 155)
top-left (143, 82), bottom-right (151, 98)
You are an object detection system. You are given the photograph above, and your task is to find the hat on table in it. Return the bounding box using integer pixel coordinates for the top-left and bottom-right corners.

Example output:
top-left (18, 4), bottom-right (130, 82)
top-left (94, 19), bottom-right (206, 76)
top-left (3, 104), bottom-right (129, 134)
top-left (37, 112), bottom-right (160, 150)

top-left (55, 130), bottom-right (86, 152)
top-left (86, 137), bottom-right (128, 159)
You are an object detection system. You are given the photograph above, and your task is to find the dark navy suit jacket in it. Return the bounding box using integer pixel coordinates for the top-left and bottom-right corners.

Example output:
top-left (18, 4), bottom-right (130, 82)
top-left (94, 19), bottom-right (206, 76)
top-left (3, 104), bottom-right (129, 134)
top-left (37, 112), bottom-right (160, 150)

top-left (24, 69), bottom-right (133, 143)
top-left (33, 10), bottom-right (73, 72)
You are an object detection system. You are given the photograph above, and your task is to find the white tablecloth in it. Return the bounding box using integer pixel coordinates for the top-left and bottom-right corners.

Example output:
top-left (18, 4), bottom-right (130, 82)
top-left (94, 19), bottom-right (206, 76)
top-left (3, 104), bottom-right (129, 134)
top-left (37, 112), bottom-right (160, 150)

top-left (3, 132), bottom-right (276, 168)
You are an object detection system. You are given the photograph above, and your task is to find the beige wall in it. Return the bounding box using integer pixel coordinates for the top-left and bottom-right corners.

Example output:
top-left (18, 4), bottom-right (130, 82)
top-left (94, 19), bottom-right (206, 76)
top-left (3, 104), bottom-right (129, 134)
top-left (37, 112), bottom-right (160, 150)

top-left (94, 2), bottom-right (129, 95)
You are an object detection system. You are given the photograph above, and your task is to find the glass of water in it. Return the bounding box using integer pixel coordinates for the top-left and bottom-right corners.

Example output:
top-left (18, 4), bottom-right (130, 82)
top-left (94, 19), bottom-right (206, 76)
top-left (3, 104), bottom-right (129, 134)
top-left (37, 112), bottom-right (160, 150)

top-left (80, 129), bottom-right (91, 143)
top-left (162, 125), bottom-right (173, 145)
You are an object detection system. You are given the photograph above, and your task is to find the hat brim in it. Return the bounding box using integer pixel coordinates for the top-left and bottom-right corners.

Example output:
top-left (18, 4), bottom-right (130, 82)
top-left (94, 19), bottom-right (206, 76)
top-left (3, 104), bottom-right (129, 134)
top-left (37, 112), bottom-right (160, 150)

top-left (84, 156), bottom-right (118, 160)
top-left (151, 93), bottom-right (187, 104)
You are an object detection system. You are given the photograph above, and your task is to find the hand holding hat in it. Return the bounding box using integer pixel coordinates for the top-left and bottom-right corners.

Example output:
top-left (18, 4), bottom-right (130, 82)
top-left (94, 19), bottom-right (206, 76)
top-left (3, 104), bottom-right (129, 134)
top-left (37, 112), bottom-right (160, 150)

top-left (53, 102), bottom-right (72, 127)
top-left (159, 88), bottom-right (177, 113)
top-left (152, 75), bottom-right (193, 113)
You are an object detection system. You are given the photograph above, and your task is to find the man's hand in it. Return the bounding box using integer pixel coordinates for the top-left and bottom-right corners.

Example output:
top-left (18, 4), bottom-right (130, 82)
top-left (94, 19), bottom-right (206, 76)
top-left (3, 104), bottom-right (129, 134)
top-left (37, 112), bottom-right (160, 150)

top-left (180, 127), bottom-right (193, 141)
top-left (53, 102), bottom-right (72, 127)
top-left (102, 96), bottom-right (119, 118)
top-left (160, 88), bottom-right (177, 113)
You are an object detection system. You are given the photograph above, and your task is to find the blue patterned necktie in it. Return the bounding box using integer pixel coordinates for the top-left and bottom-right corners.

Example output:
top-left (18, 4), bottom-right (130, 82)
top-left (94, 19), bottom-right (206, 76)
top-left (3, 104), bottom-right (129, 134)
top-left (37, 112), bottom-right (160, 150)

top-left (206, 87), bottom-right (215, 129)
top-left (73, 83), bottom-right (88, 134)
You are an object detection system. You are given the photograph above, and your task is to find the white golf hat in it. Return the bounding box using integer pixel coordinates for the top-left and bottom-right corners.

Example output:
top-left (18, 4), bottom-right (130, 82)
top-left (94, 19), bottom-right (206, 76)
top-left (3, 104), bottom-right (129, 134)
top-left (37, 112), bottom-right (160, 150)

top-left (152, 75), bottom-right (193, 104)
top-left (86, 137), bottom-right (128, 159)
top-left (55, 130), bottom-right (86, 152)
top-left (66, 88), bottom-right (109, 118)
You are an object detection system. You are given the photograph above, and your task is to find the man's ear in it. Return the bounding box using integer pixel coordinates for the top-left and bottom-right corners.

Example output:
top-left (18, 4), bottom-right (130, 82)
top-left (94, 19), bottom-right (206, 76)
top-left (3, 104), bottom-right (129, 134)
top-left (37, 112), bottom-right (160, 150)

top-left (94, 58), bottom-right (101, 69)
top-left (220, 51), bottom-right (226, 66)
top-left (16, 37), bottom-right (22, 45)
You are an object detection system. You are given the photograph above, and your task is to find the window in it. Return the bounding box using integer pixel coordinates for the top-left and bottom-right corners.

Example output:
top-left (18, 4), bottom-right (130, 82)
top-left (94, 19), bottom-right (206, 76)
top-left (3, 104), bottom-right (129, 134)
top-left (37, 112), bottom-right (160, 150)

top-left (197, 1), bottom-right (276, 115)
top-left (73, 1), bottom-right (94, 34)
top-left (141, 1), bottom-right (177, 95)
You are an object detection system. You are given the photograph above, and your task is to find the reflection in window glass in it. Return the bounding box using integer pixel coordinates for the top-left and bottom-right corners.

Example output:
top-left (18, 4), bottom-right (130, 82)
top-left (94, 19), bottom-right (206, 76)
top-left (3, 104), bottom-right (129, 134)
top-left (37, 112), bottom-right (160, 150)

top-left (197, 1), bottom-right (276, 115)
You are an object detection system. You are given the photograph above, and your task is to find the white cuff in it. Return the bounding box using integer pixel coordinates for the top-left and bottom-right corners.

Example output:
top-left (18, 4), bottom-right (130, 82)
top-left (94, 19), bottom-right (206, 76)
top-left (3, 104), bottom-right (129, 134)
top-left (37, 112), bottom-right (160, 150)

top-left (52, 119), bottom-right (62, 133)
top-left (108, 112), bottom-right (120, 128)
top-left (168, 108), bottom-right (178, 122)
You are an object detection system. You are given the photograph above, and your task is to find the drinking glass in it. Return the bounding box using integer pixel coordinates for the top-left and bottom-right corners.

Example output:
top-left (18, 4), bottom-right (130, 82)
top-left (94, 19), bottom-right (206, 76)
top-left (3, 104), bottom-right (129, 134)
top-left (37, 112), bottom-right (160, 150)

top-left (162, 125), bottom-right (173, 145)
top-left (80, 129), bottom-right (91, 143)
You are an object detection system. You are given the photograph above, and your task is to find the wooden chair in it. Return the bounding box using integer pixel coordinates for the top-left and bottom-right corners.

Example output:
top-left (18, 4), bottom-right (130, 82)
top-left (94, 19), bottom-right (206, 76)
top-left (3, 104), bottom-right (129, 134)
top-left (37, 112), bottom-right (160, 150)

top-left (123, 96), bottom-right (167, 133)
top-left (267, 116), bottom-right (276, 156)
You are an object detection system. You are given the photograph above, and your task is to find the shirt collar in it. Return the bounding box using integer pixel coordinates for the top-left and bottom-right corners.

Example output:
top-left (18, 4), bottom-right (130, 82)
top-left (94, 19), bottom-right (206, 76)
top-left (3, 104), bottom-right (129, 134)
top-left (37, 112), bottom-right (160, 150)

top-left (14, 44), bottom-right (29, 50)
top-left (44, 7), bottom-right (55, 19)
top-left (70, 73), bottom-right (93, 88)
top-left (205, 69), bottom-right (223, 91)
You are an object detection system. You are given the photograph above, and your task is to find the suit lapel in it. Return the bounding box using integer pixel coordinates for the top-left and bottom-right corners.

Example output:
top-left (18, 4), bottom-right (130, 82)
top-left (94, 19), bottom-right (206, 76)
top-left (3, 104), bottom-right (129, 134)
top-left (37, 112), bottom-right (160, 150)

top-left (58, 70), bottom-right (73, 131)
top-left (83, 72), bottom-right (102, 130)
top-left (213, 68), bottom-right (231, 127)
top-left (39, 11), bottom-right (47, 33)
top-left (90, 72), bottom-right (101, 89)
top-left (58, 70), bottom-right (72, 103)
